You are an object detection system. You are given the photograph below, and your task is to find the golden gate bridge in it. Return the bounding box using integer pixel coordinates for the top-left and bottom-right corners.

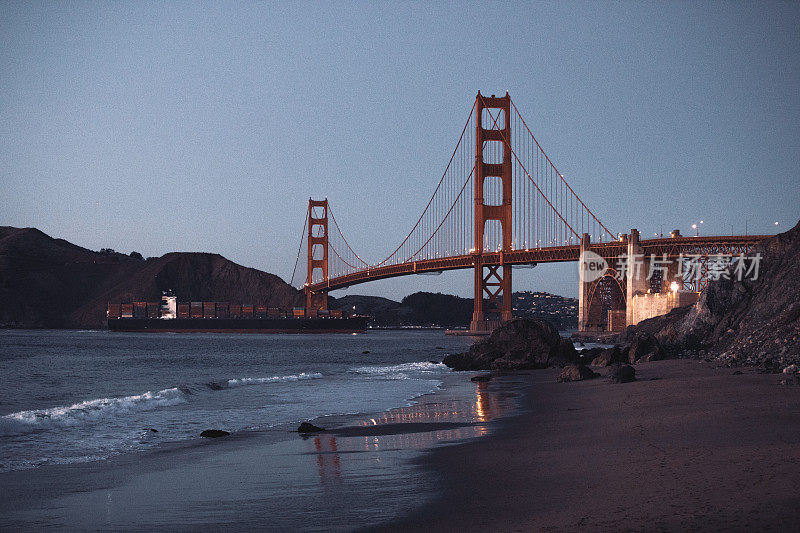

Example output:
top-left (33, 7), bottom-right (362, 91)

top-left (291, 92), bottom-right (766, 334)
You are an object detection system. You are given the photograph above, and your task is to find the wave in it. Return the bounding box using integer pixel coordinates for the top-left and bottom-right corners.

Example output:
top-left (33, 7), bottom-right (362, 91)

top-left (222, 372), bottom-right (324, 389)
top-left (350, 361), bottom-right (449, 380)
top-left (0, 387), bottom-right (187, 436)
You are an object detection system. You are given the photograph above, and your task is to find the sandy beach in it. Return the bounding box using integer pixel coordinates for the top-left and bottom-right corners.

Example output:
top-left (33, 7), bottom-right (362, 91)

top-left (382, 360), bottom-right (800, 531)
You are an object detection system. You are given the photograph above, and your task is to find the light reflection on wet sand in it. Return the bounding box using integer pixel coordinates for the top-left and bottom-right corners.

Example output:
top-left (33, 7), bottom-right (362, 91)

top-left (313, 435), bottom-right (342, 484)
top-left (302, 379), bottom-right (518, 485)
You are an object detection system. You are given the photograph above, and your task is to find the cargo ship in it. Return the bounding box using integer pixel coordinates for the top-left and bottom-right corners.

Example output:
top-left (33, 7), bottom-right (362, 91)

top-left (107, 293), bottom-right (368, 333)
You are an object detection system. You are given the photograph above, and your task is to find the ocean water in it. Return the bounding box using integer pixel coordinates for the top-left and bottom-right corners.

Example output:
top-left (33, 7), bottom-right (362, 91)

top-left (0, 329), bottom-right (472, 473)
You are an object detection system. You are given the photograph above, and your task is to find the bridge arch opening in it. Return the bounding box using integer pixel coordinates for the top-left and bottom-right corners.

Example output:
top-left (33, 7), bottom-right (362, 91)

top-left (482, 176), bottom-right (503, 206)
top-left (585, 270), bottom-right (626, 332)
top-left (482, 219), bottom-right (504, 252)
top-left (311, 224), bottom-right (325, 238)
top-left (482, 141), bottom-right (504, 164)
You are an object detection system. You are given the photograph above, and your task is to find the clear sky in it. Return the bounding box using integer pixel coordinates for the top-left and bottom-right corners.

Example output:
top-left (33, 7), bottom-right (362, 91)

top-left (2, 1), bottom-right (798, 299)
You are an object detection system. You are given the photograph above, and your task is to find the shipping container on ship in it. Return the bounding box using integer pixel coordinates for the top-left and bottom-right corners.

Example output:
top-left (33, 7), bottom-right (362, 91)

top-left (107, 292), bottom-right (367, 333)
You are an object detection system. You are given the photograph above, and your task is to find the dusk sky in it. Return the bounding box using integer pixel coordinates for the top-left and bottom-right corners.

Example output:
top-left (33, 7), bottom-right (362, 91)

top-left (2, 1), bottom-right (798, 299)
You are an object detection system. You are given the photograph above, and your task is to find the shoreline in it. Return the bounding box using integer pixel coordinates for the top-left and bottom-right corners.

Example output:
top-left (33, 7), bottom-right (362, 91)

top-left (0, 369), bottom-right (521, 530)
top-left (377, 359), bottom-right (800, 531)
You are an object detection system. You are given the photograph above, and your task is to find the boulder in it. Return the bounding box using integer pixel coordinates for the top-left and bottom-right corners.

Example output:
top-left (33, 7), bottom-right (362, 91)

top-left (443, 319), bottom-right (577, 371)
top-left (591, 346), bottom-right (623, 367)
top-left (626, 332), bottom-right (664, 363)
top-left (200, 429), bottom-right (230, 438)
top-left (297, 422), bottom-right (325, 433)
top-left (579, 347), bottom-right (603, 363)
top-left (780, 374), bottom-right (800, 386)
top-left (557, 364), bottom-right (597, 382)
top-left (608, 364), bottom-right (636, 383)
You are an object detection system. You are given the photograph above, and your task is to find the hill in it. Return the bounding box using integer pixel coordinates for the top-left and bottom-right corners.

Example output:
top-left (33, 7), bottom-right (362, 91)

top-left (0, 227), bottom-right (302, 329)
top-left (330, 291), bottom-right (578, 330)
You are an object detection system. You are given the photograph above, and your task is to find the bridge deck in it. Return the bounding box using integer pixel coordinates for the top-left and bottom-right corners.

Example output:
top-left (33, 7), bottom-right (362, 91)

top-left (306, 235), bottom-right (767, 293)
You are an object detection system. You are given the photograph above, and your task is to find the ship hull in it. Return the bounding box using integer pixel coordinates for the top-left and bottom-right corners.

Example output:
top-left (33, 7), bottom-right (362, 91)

top-left (108, 317), bottom-right (368, 333)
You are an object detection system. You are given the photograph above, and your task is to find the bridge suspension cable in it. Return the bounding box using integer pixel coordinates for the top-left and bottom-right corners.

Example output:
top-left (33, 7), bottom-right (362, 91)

top-left (289, 208), bottom-right (308, 287)
top-left (291, 94), bottom-right (615, 289)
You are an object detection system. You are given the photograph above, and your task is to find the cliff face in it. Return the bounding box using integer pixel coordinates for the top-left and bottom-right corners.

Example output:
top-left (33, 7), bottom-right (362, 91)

top-left (0, 227), bottom-right (303, 329)
top-left (622, 219), bottom-right (800, 369)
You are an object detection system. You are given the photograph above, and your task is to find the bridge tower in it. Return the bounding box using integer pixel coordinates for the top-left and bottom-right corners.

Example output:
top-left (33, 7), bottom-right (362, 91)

top-left (306, 198), bottom-right (329, 311)
top-left (471, 92), bottom-right (513, 333)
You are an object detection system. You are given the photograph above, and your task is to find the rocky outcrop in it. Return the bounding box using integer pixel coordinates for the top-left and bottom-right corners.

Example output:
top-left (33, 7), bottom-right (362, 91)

top-left (557, 364), bottom-right (597, 382)
top-left (619, 219), bottom-right (800, 370)
top-left (625, 331), bottom-right (665, 363)
top-left (443, 319), bottom-right (577, 371)
top-left (200, 429), bottom-right (230, 438)
top-left (608, 364), bottom-right (636, 383)
top-left (297, 422), bottom-right (325, 433)
top-left (590, 346), bottom-right (624, 367)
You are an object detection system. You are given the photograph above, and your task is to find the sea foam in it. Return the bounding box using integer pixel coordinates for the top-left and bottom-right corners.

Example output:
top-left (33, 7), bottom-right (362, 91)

top-left (225, 372), bottom-right (323, 388)
top-left (0, 387), bottom-right (187, 436)
top-left (350, 361), bottom-right (449, 380)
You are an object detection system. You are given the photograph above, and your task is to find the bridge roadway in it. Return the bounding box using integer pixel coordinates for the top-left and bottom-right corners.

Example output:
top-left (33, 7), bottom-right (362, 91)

top-left (306, 234), bottom-right (767, 293)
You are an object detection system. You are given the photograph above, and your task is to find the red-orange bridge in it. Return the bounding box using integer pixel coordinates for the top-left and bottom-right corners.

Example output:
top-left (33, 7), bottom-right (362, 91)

top-left (291, 93), bottom-right (768, 333)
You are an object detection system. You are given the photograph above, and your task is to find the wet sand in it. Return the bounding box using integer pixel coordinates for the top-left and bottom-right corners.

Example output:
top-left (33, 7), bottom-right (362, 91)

top-left (380, 360), bottom-right (800, 531)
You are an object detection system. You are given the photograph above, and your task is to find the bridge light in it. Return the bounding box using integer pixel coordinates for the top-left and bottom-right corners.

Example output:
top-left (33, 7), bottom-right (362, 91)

top-left (670, 282), bottom-right (679, 293)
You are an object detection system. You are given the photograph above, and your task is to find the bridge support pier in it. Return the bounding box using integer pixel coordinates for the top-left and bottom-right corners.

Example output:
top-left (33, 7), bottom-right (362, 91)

top-left (577, 233), bottom-right (591, 331)
top-left (625, 228), bottom-right (648, 327)
top-left (305, 198), bottom-right (329, 312)
top-left (469, 91), bottom-right (513, 334)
